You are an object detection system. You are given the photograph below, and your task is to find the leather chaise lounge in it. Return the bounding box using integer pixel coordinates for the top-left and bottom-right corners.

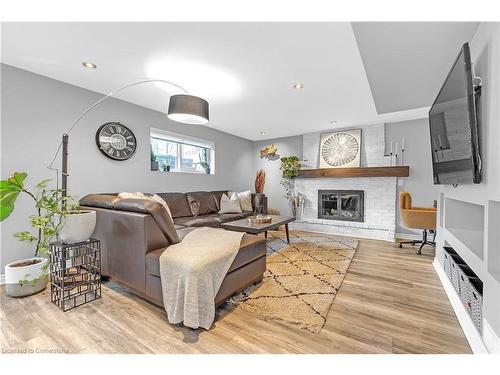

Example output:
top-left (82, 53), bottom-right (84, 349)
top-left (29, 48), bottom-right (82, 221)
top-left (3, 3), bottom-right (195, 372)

top-left (79, 191), bottom-right (267, 308)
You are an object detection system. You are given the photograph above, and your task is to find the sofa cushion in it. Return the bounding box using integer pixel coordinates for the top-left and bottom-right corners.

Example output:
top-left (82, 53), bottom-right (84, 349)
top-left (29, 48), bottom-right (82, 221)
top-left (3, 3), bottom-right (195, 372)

top-left (215, 212), bottom-right (252, 223)
top-left (145, 233), bottom-right (266, 277)
top-left (211, 190), bottom-right (229, 210)
top-left (157, 193), bottom-right (193, 218)
top-left (218, 193), bottom-right (243, 214)
top-left (114, 198), bottom-right (180, 244)
top-left (186, 191), bottom-right (218, 216)
top-left (173, 214), bottom-right (221, 228)
top-left (232, 190), bottom-right (253, 212)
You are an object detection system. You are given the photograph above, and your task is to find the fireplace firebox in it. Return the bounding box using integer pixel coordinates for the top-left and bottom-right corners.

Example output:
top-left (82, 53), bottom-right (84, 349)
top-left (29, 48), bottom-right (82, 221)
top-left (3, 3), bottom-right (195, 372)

top-left (318, 190), bottom-right (364, 222)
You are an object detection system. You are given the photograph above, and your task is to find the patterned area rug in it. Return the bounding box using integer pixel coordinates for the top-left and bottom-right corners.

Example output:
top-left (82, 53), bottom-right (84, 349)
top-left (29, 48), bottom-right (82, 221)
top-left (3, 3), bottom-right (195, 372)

top-left (230, 230), bottom-right (358, 333)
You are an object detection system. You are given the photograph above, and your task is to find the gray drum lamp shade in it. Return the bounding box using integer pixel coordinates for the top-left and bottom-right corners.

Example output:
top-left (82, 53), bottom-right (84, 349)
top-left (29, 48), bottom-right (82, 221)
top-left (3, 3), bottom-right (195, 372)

top-left (167, 94), bottom-right (209, 125)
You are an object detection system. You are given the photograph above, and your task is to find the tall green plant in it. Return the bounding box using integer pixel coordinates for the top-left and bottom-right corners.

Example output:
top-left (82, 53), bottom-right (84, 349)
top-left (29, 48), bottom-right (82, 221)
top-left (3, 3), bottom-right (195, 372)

top-left (279, 156), bottom-right (301, 199)
top-left (0, 172), bottom-right (76, 257)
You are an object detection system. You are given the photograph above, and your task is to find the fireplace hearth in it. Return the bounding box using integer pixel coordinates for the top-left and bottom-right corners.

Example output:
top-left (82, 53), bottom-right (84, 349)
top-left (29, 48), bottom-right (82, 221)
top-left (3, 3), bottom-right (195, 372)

top-left (318, 190), bottom-right (364, 222)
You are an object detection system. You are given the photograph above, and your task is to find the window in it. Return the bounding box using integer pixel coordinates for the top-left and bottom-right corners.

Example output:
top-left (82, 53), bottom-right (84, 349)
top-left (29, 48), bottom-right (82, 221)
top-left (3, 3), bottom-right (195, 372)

top-left (150, 128), bottom-right (215, 174)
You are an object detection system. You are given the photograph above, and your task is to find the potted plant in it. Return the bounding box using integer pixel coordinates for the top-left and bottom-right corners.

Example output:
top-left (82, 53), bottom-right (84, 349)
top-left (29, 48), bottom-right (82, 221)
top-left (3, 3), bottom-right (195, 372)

top-left (0, 172), bottom-right (95, 297)
top-left (151, 147), bottom-right (159, 171)
top-left (160, 162), bottom-right (171, 172)
top-left (279, 156), bottom-right (302, 216)
top-left (199, 162), bottom-right (210, 175)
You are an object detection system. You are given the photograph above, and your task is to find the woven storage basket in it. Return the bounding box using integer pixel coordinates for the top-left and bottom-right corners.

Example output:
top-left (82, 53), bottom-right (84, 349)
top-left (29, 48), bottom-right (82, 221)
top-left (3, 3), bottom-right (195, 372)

top-left (450, 254), bottom-right (465, 294)
top-left (457, 264), bottom-right (478, 313)
top-left (443, 247), bottom-right (457, 280)
top-left (468, 277), bottom-right (483, 333)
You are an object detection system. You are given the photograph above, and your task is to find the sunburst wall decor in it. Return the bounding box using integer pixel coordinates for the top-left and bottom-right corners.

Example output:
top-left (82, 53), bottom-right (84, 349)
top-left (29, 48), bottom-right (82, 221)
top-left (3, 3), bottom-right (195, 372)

top-left (319, 129), bottom-right (361, 168)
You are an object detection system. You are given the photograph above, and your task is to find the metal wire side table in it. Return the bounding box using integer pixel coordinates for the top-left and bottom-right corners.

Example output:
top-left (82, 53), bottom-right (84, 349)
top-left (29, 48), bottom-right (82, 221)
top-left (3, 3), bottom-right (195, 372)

top-left (49, 238), bottom-right (101, 311)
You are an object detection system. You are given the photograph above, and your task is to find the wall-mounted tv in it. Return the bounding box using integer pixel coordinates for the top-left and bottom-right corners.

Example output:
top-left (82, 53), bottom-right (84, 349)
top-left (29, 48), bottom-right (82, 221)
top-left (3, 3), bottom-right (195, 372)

top-left (429, 42), bottom-right (481, 185)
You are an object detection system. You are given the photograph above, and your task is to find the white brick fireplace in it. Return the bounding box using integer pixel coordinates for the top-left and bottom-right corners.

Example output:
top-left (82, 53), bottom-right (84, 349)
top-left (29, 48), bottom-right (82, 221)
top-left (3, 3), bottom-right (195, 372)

top-left (291, 124), bottom-right (398, 241)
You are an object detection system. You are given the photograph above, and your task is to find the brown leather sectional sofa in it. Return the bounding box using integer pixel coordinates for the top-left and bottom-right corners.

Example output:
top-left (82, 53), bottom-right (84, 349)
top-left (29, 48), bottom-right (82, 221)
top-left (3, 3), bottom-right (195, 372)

top-left (80, 191), bottom-right (267, 308)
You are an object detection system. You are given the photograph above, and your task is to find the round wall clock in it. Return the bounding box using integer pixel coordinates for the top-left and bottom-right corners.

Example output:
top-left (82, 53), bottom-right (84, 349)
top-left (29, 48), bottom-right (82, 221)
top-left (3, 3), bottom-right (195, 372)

top-left (95, 122), bottom-right (137, 161)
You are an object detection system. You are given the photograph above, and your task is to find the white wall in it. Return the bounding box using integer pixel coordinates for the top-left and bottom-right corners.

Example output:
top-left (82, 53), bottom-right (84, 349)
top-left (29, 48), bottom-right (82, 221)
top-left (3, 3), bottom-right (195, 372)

top-left (303, 123), bottom-right (389, 168)
top-left (0, 64), bottom-right (255, 270)
top-left (385, 118), bottom-right (440, 235)
top-left (252, 136), bottom-right (303, 216)
top-left (436, 22), bottom-right (500, 345)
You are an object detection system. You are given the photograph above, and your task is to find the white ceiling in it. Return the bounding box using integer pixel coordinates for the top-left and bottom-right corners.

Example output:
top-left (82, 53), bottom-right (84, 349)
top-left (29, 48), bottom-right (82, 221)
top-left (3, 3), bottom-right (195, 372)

top-left (1, 22), bottom-right (475, 141)
top-left (352, 22), bottom-right (479, 114)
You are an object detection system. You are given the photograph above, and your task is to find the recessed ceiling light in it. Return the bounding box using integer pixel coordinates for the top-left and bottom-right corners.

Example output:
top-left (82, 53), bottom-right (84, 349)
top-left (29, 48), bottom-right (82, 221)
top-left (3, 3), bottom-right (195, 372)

top-left (330, 120), bottom-right (337, 125)
top-left (260, 131), bottom-right (266, 135)
top-left (293, 83), bottom-right (304, 89)
top-left (82, 62), bottom-right (97, 69)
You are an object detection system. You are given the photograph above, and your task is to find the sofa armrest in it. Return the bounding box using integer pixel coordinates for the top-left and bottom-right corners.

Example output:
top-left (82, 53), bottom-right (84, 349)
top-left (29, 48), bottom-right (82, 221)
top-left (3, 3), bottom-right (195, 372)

top-left (81, 205), bottom-right (169, 294)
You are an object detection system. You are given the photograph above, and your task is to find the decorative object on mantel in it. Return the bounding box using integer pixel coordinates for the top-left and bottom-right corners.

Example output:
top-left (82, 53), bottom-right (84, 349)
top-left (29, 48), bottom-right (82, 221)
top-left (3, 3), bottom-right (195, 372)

top-left (0, 172), bottom-right (94, 297)
top-left (388, 138), bottom-right (406, 166)
top-left (319, 129), bottom-right (361, 168)
top-left (255, 169), bottom-right (266, 193)
top-left (260, 144), bottom-right (278, 158)
top-left (297, 165), bottom-right (410, 178)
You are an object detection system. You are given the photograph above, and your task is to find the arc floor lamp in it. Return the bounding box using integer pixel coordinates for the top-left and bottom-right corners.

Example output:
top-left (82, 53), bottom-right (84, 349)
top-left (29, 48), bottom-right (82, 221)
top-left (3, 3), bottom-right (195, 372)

top-left (47, 79), bottom-right (209, 197)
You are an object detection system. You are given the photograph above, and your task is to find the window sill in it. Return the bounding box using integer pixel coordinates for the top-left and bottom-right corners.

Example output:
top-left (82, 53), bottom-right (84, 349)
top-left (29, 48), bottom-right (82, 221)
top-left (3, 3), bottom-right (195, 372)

top-left (150, 169), bottom-right (214, 176)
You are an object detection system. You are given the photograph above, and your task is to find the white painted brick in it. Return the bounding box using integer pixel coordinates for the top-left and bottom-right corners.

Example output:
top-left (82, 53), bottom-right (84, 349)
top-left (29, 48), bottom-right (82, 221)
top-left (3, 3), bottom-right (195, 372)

top-left (297, 124), bottom-right (397, 241)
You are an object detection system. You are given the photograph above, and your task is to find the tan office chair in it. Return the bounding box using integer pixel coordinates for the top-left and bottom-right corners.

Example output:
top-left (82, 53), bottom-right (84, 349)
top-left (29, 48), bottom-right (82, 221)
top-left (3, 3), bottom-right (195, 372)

top-left (399, 191), bottom-right (437, 254)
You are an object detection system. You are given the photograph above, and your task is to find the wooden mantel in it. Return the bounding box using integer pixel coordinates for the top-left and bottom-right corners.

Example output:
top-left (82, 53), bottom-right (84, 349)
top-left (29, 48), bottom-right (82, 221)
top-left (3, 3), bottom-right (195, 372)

top-left (297, 166), bottom-right (409, 178)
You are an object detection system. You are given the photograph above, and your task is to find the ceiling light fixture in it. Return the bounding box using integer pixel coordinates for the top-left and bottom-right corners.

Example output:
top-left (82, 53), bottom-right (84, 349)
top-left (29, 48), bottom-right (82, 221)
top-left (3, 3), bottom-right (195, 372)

top-left (260, 131), bottom-right (266, 135)
top-left (82, 62), bottom-right (97, 69)
top-left (293, 83), bottom-right (304, 89)
top-left (330, 120), bottom-right (337, 125)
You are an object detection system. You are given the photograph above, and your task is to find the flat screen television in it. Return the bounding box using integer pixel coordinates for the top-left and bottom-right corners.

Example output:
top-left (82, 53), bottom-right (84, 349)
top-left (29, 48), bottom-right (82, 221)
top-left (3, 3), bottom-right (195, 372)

top-left (429, 42), bottom-right (481, 185)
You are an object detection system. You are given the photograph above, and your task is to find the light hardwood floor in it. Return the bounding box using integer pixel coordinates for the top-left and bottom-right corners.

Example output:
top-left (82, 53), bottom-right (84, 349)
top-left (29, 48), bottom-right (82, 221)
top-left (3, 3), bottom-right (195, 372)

top-left (0, 232), bottom-right (471, 354)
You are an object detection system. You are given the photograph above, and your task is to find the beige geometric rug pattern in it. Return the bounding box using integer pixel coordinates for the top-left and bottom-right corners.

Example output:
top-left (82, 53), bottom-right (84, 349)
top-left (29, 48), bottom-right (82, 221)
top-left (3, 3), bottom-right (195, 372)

top-left (230, 230), bottom-right (358, 333)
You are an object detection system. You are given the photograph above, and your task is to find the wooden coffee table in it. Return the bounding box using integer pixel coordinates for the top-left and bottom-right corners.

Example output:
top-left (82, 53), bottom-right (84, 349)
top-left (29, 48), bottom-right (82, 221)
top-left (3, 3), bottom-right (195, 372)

top-left (221, 215), bottom-right (296, 243)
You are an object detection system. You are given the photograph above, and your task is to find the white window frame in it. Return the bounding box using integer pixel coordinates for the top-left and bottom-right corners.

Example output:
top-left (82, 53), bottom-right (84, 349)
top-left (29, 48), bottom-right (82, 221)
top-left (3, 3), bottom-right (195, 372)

top-left (150, 128), bottom-right (215, 175)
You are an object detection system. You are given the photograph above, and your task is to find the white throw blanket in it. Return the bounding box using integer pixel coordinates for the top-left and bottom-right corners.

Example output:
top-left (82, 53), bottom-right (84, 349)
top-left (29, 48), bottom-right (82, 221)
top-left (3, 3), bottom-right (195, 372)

top-left (159, 227), bottom-right (244, 329)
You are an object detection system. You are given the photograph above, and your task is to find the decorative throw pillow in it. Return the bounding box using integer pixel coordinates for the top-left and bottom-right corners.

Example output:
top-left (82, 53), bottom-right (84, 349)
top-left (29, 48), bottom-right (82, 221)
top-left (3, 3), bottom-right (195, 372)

top-left (151, 194), bottom-right (173, 219)
top-left (119, 192), bottom-right (173, 221)
top-left (218, 194), bottom-right (243, 214)
top-left (232, 190), bottom-right (253, 212)
top-left (118, 192), bottom-right (146, 199)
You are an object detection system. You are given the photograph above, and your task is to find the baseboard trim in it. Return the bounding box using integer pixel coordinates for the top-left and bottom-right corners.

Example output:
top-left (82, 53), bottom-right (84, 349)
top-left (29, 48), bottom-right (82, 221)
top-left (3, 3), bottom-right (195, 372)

top-left (0, 274), bottom-right (4, 285)
top-left (432, 258), bottom-right (488, 353)
top-left (483, 319), bottom-right (500, 353)
top-left (395, 232), bottom-right (421, 240)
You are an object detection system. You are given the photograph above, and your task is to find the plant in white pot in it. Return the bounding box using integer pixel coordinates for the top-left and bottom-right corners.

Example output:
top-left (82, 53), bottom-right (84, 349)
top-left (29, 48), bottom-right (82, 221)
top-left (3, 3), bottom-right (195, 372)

top-left (0, 172), bottom-right (95, 297)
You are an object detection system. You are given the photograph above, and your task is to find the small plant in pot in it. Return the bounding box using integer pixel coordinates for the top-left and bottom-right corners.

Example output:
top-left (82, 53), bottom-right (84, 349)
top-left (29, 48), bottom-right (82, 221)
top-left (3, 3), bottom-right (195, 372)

top-left (151, 148), bottom-right (159, 171)
top-left (0, 172), bottom-right (96, 297)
